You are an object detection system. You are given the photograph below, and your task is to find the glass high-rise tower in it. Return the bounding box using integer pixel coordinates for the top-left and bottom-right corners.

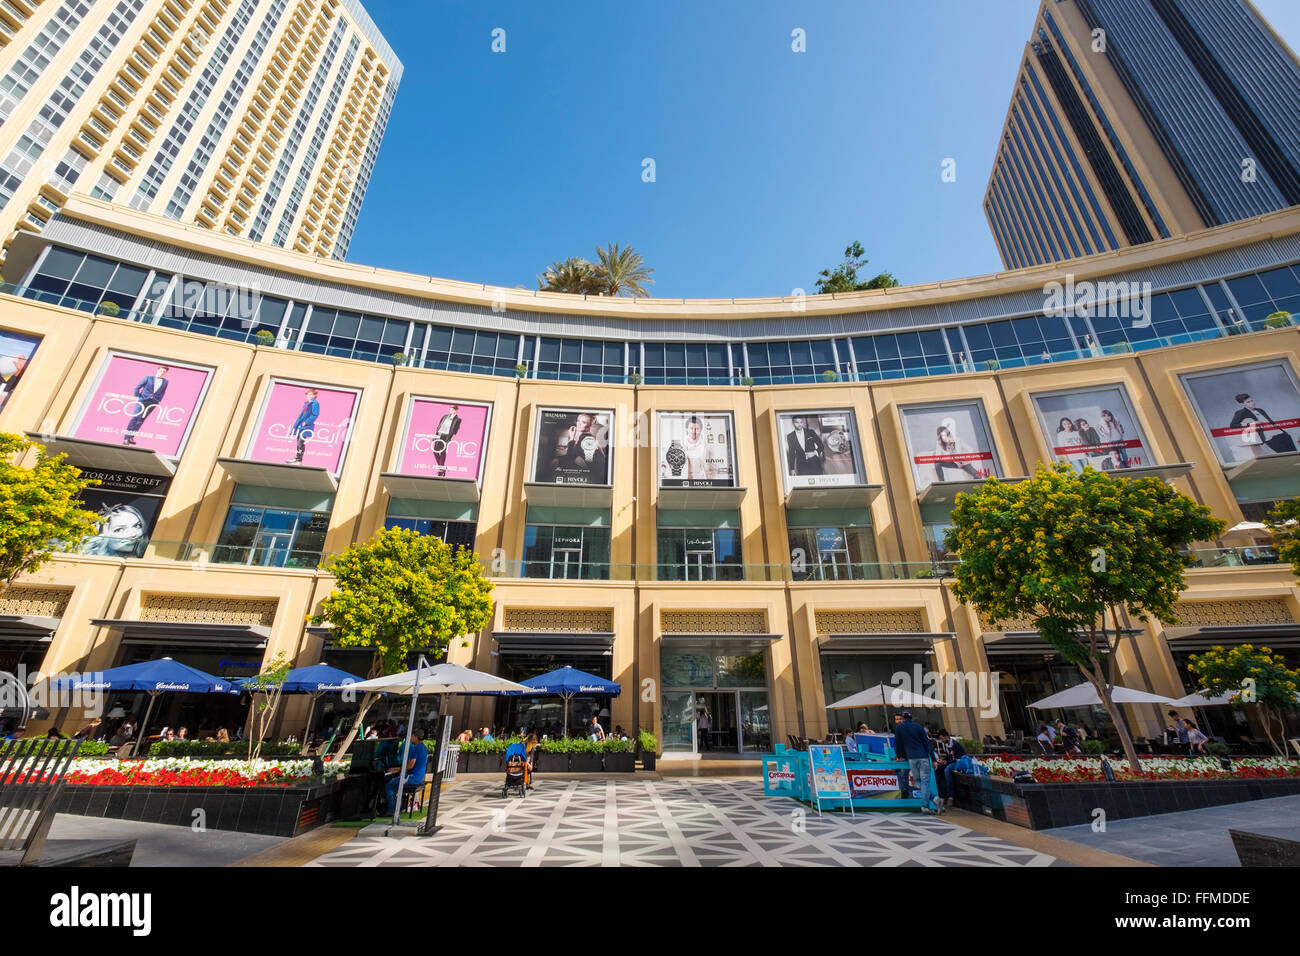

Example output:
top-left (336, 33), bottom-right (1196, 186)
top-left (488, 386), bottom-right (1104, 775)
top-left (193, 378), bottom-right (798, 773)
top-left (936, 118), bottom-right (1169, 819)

top-left (985, 0), bottom-right (1300, 269)
top-left (0, 0), bottom-right (400, 264)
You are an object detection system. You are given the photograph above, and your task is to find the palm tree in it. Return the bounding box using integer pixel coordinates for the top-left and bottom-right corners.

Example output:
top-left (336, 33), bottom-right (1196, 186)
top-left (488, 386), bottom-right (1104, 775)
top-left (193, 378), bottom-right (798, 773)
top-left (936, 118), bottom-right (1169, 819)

top-left (538, 257), bottom-right (602, 295)
top-left (592, 243), bottom-right (654, 298)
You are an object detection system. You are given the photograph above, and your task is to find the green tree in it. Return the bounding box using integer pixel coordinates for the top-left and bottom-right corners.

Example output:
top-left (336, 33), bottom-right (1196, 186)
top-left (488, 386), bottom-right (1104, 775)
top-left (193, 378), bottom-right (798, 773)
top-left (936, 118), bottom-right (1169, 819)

top-left (242, 652), bottom-right (292, 762)
top-left (0, 433), bottom-right (100, 591)
top-left (314, 527), bottom-right (494, 759)
top-left (815, 240), bottom-right (899, 294)
top-left (944, 462), bottom-right (1224, 772)
top-left (1187, 644), bottom-right (1299, 755)
top-left (538, 257), bottom-right (603, 295)
top-left (1265, 497), bottom-right (1300, 576)
top-left (591, 243), bottom-right (654, 298)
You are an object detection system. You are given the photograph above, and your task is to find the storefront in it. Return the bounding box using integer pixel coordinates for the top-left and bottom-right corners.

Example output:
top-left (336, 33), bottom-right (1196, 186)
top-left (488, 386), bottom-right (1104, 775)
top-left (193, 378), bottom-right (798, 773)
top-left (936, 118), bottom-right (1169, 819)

top-left (490, 628), bottom-right (617, 735)
top-left (818, 634), bottom-right (945, 734)
top-left (982, 633), bottom-right (1117, 738)
top-left (660, 637), bottom-right (775, 753)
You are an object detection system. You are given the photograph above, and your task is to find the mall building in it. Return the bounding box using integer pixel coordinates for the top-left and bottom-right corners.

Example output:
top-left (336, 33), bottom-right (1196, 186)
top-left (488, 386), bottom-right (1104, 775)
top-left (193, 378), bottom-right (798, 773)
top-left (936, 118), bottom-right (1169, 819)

top-left (2, 195), bottom-right (1300, 752)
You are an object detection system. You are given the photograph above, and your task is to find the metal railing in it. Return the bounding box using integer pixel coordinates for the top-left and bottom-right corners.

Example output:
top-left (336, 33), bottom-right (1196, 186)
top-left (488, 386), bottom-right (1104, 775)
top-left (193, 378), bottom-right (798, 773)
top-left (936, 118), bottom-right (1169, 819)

top-left (1184, 546), bottom-right (1283, 569)
top-left (484, 559), bottom-right (960, 582)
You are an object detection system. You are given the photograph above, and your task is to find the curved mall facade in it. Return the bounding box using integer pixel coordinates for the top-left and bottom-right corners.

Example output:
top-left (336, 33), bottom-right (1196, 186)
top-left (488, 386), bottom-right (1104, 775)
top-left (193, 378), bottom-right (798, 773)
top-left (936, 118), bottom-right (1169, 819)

top-left (2, 196), bottom-right (1300, 749)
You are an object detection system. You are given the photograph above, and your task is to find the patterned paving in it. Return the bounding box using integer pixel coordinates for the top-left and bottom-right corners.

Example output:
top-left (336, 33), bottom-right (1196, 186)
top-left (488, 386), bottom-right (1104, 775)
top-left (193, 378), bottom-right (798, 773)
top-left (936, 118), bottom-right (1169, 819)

top-left (310, 778), bottom-right (1060, 867)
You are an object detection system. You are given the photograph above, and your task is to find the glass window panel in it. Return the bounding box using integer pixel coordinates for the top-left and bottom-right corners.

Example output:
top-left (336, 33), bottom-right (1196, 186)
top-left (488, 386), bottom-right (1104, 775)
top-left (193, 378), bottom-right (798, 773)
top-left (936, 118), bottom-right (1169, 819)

top-left (1168, 288), bottom-right (1206, 319)
top-left (105, 263), bottom-right (149, 297)
top-left (603, 341), bottom-right (622, 367)
top-left (1226, 274), bottom-right (1269, 307)
top-left (873, 335), bottom-right (899, 360)
top-left (987, 320), bottom-right (1017, 347)
top-left (357, 316), bottom-right (384, 342)
top-left (962, 324), bottom-right (992, 351)
top-left (705, 343), bottom-right (727, 371)
top-left (72, 254), bottom-right (115, 289)
top-left (664, 343), bottom-right (685, 367)
top-left (788, 341), bottom-right (813, 366)
top-left (382, 319), bottom-right (408, 346)
top-left (850, 337), bottom-right (875, 362)
top-left (475, 331), bottom-right (499, 358)
top-left (538, 336), bottom-right (559, 364)
top-left (451, 328), bottom-right (476, 356)
top-left (643, 343), bottom-right (665, 369)
top-left (307, 307), bottom-right (335, 333)
top-left (1257, 267), bottom-right (1300, 301)
top-left (39, 247), bottom-right (85, 280)
top-left (810, 339), bottom-right (835, 365)
top-left (685, 343), bottom-right (705, 368)
top-left (894, 332), bottom-right (922, 358)
top-left (559, 338), bottom-right (581, 364)
top-left (257, 296), bottom-right (287, 329)
top-left (766, 341), bottom-right (791, 368)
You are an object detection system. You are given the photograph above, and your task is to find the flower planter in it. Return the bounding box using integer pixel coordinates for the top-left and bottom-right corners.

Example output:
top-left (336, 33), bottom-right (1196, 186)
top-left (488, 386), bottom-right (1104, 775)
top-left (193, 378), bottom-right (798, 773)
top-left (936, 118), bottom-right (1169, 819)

top-left (639, 751), bottom-right (656, 772)
top-left (568, 752), bottom-right (603, 773)
top-left (456, 752), bottom-right (473, 774)
top-left (604, 752), bottom-right (636, 773)
top-left (534, 750), bottom-right (568, 772)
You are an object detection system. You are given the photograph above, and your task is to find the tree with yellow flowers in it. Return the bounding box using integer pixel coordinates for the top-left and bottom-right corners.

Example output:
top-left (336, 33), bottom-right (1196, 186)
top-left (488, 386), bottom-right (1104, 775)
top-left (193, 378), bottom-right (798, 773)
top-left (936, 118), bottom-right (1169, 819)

top-left (945, 462), bottom-right (1224, 772)
top-left (1188, 644), bottom-right (1299, 755)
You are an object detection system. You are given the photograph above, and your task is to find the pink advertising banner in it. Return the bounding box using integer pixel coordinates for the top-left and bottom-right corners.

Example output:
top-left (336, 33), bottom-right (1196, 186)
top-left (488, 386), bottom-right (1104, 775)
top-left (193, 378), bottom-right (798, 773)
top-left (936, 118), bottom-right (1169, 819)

top-left (396, 397), bottom-right (491, 482)
top-left (245, 379), bottom-right (360, 475)
top-left (71, 352), bottom-right (213, 458)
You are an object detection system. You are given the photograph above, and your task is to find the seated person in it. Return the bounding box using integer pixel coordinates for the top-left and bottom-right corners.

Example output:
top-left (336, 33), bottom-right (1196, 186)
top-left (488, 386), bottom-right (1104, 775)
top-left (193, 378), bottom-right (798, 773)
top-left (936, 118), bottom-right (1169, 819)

top-left (382, 730), bottom-right (428, 815)
top-left (843, 729), bottom-right (858, 753)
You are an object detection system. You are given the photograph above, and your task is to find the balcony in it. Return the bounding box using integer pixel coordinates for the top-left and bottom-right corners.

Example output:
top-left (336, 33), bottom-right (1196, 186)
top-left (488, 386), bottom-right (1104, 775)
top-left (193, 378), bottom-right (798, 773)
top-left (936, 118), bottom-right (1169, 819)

top-left (1184, 546), bottom-right (1284, 569)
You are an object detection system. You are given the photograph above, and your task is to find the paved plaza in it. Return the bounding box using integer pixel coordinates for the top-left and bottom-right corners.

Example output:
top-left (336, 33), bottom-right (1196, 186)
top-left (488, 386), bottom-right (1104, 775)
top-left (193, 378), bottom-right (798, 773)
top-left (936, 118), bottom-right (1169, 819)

top-left (309, 777), bottom-right (1060, 867)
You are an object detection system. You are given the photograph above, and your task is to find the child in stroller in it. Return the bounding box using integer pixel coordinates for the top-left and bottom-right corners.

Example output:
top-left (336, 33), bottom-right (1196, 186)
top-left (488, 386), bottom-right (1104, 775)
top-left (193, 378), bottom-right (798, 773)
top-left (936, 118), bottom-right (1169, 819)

top-left (502, 741), bottom-right (529, 798)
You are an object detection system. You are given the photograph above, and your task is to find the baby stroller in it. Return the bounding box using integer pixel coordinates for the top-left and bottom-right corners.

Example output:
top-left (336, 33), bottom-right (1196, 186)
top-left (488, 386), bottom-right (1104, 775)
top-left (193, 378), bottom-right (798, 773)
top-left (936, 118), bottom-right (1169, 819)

top-left (501, 741), bottom-right (528, 798)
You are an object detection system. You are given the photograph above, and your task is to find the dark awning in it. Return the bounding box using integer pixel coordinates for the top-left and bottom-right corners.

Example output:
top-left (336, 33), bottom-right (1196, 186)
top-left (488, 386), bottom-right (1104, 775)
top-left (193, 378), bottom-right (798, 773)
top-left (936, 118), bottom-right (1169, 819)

top-left (1113, 462), bottom-right (1194, 482)
top-left (27, 433), bottom-right (175, 477)
top-left (1164, 623), bottom-right (1300, 652)
top-left (1225, 450), bottom-right (1300, 482)
top-left (659, 632), bottom-right (781, 654)
top-left (522, 482), bottom-right (613, 508)
top-left (917, 476), bottom-right (1027, 505)
top-left (493, 631), bottom-right (615, 656)
top-left (0, 615), bottom-right (60, 640)
top-left (657, 486), bottom-right (747, 510)
top-left (381, 473), bottom-right (479, 502)
top-left (818, 632), bottom-right (949, 655)
top-left (90, 619), bottom-right (270, 648)
top-left (216, 457), bottom-right (336, 493)
top-left (785, 484), bottom-right (883, 510)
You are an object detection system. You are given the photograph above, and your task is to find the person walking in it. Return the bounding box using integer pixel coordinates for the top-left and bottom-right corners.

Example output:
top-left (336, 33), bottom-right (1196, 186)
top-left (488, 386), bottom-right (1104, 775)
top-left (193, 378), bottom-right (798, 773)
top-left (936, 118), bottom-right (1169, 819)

top-left (894, 711), bottom-right (940, 814)
top-left (696, 709), bottom-right (711, 751)
top-left (891, 712), bottom-right (909, 797)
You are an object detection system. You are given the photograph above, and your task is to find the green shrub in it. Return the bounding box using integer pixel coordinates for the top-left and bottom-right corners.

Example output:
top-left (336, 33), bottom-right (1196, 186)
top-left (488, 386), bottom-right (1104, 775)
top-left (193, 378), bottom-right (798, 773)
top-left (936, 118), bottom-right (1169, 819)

top-left (254, 329), bottom-right (275, 345)
top-left (97, 301), bottom-right (121, 317)
top-left (1265, 311), bottom-right (1293, 328)
top-left (456, 736), bottom-right (520, 754)
top-left (637, 730), bottom-right (658, 754)
top-left (957, 737), bottom-right (983, 755)
top-left (147, 739), bottom-right (304, 758)
top-left (627, 372), bottom-right (643, 385)
top-left (983, 359), bottom-right (1000, 371)
top-left (390, 352), bottom-right (409, 366)
top-left (1082, 740), bottom-right (1107, 755)
top-left (601, 737), bottom-right (634, 753)
top-left (1207, 741), bottom-right (1229, 756)
top-left (1108, 341), bottom-right (1133, 354)
top-left (537, 736), bottom-right (578, 754)
top-left (740, 376), bottom-right (754, 387)
top-left (17, 739), bottom-right (110, 757)
top-left (822, 369), bottom-right (839, 382)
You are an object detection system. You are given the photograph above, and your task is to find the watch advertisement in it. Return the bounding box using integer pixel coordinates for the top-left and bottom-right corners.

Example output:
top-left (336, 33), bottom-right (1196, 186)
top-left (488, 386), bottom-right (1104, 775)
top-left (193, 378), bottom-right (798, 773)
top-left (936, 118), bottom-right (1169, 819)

top-left (658, 411), bottom-right (737, 487)
top-left (776, 409), bottom-right (864, 491)
top-left (531, 407), bottom-right (613, 485)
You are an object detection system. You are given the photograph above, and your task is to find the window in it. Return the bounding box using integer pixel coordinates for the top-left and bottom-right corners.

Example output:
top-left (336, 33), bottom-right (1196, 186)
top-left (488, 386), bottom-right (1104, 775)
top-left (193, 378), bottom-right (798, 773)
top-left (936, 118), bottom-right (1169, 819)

top-left (384, 516), bottom-right (476, 549)
top-left (657, 527), bottom-right (741, 581)
top-left (523, 525), bottom-right (610, 579)
top-left (214, 505), bottom-right (329, 568)
top-left (787, 525), bottom-right (878, 580)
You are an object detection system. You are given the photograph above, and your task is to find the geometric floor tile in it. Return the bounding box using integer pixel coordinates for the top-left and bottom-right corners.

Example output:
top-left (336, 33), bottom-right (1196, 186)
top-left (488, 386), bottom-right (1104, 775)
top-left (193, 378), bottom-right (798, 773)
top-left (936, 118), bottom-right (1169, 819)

top-left (309, 778), bottom-right (1060, 867)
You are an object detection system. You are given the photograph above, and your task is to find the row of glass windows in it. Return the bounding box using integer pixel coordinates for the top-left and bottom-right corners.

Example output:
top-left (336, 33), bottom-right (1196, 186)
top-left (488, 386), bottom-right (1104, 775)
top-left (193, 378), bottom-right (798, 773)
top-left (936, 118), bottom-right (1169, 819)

top-left (18, 247), bottom-right (1300, 386)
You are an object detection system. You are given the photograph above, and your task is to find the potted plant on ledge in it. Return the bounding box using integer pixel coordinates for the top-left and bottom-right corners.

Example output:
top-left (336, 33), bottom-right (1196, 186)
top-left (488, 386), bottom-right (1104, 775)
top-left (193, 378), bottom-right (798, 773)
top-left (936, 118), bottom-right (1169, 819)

top-left (637, 730), bottom-right (658, 771)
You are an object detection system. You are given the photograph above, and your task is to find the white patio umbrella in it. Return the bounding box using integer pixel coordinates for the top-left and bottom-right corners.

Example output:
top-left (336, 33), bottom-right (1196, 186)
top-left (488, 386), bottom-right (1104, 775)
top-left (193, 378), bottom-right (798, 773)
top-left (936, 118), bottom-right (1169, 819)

top-left (826, 683), bottom-right (948, 710)
top-left (1028, 684), bottom-right (1173, 709)
top-left (1169, 690), bottom-right (1238, 707)
top-left (1225, 521), bottom-right (1269, 534)
top-left (348, 661), bottom-right (531, 828)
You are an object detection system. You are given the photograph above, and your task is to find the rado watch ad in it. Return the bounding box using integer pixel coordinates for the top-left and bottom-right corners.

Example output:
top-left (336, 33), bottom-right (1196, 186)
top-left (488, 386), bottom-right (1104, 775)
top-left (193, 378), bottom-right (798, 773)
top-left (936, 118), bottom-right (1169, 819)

top-left (658, 411), bottom-right (737, 487)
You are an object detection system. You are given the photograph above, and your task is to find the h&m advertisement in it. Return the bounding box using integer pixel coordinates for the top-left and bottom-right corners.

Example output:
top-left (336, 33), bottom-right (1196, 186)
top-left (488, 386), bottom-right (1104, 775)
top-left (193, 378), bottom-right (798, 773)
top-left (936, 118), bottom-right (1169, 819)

top-left (531, 407), bottom-right (613, 485)
top-left (396, 397), bottom-right (491, 482)
top-left (775, 409), bottom-right (864, 491)
top-left (70, 352), bottom-right (213, 457)
top-left (1180, 360), bottom-right (1300, 466)
top-left (899, 400), bottom-right (1001, 491)
top-left (0, 328), bottom-right (40, 416)
top-left (245, 379), bottom-right (361, 475)
top-left (1030, 384), bottom-right (1151, 474)
top-left (74, 469), bottom-right (171, 559)
top-left (658, 411), bottom-right (737, 487)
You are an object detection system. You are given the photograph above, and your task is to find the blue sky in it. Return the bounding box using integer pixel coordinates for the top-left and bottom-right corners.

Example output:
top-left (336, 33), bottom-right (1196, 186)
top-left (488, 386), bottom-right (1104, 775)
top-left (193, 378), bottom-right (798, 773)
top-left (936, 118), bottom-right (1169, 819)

top-left (346, 0), bottom-right (1300, 299)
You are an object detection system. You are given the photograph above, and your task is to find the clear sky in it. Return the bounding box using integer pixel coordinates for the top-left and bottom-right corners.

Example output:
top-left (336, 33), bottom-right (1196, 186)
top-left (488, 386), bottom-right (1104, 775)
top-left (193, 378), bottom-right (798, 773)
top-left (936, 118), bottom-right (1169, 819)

top-left (346, 0), bottom-right (1300, 299)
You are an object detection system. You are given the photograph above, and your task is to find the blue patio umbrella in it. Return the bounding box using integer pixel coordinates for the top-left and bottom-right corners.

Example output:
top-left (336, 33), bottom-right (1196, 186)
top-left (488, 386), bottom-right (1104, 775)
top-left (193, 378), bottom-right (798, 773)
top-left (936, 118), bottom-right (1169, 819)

top-left (230, 664), bottom-right (364, 754)
top-left (49, 657), bottom-right (233, 755)
top-left (518, 666), bottom-right (621, 738)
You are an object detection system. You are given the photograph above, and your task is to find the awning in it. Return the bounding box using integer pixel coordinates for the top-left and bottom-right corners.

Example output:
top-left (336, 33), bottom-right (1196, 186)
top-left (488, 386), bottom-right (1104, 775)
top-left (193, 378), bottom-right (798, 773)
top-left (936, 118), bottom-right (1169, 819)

top-left (1111, 462), bottom-right (1194, 482)
top-left (658, 486), bottom-right (747, 510)
top-left (380, 472), bottom-right (479, 502)
top-left (492, 630), bottom-right (615, 656)
top-left (1163, 623), bottom-right (1300, 651)
top-left (523, 482), bottom-right (613, 508)
top-left (659, 631), bottom-right (781, 654)
top-left (785, 484), bottom-right (883, 509)
top-left (916, 476), bottom-right (1027, 505)
top-left (217, 457), bottom-right (337, 493)
top-left (1225, 450), bottom-right (1300, 482)
top-left (89, 618), bottom-right (270, 648)
top-left (27, 433), bottom-right (175, 477)
top-left (817, 631), bottom-right (951, 654)
top-left (0, 615), bottom-right (60, 640)
top-left (982, 632), bottom-right (1058, 656)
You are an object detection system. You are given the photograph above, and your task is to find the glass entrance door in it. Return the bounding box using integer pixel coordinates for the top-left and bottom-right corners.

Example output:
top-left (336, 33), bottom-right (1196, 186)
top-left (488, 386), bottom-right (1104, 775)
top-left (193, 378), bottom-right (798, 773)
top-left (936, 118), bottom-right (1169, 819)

top-left (661, 689), bottom-right (769, 753)
top-left (251, 532), bottom-right (291, 567)
top-left (662, 692), bottom-right (696, 752)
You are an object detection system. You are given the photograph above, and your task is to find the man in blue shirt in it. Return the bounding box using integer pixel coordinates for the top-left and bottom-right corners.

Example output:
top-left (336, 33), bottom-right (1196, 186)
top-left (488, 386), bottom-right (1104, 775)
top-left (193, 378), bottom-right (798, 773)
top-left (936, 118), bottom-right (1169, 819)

top-left (894, 711), bottom-right (940, 814)
top-left (384, 729), bottom-right (429, 816)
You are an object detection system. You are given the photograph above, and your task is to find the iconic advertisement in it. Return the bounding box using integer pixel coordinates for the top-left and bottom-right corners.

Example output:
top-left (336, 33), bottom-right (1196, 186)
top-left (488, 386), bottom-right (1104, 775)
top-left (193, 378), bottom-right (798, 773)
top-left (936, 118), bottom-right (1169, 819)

top-left (531, 407), bottom-right (613, 485)
top-left (658, 411), bottom-right (737, 487)
top-left (1180, 360), bottom-right (1300, 466)
top-left (395, 397), bottom-right (491, 483)
top-left (0, 329), bottom-right (40, 415)
top-left (1030, 384), bottom-right (1152, 473)
top-left (899, 400), bottom-right (1001, 491)
top-left (245, 379), bottom-right (361, 475)
top-left (74, 469), bottom-right (171, 559)
top-left (70, 352), bottom-right (213, 457)
top-left (775, 409), bottom-right (864, 491)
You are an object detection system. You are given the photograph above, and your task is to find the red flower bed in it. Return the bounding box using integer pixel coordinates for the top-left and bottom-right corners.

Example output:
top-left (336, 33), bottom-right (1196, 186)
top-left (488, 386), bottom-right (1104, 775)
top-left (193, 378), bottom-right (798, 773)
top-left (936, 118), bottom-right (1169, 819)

top-left (64, 765), bottom-right (291, 788)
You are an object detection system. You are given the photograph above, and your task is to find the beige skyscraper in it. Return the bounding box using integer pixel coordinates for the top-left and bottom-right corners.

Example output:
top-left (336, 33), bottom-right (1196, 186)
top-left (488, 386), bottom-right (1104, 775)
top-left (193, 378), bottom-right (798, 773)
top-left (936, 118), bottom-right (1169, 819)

top-left (0, 0), bottom-right (400, 264)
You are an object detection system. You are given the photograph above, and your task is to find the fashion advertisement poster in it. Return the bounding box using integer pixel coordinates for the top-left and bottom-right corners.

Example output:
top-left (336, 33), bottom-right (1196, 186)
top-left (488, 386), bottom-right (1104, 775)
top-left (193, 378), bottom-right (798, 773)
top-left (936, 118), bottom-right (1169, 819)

top-left (396, 397), bottom-right (491, 483)
top-left (1180, 360), bottom-right (1300, 466)
top-left (531, 407), bottom-right (613, 485)
top-left (245, 379), bottom-right (361, 475)
top-left (658, 411), bottom-right (737, 487)
top-left (73, 469), bottom-right (171, 559)
top-left (1031, 384), bottom-right (1151, 473)
top-left (775, 409), bottom-right (864, 491)
top-left (70, 351), bottom-right (213, 457)
top-left (899, 400), bottom-right (1001, 491)
top-left (0, 329), bottom-right (40, 415)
